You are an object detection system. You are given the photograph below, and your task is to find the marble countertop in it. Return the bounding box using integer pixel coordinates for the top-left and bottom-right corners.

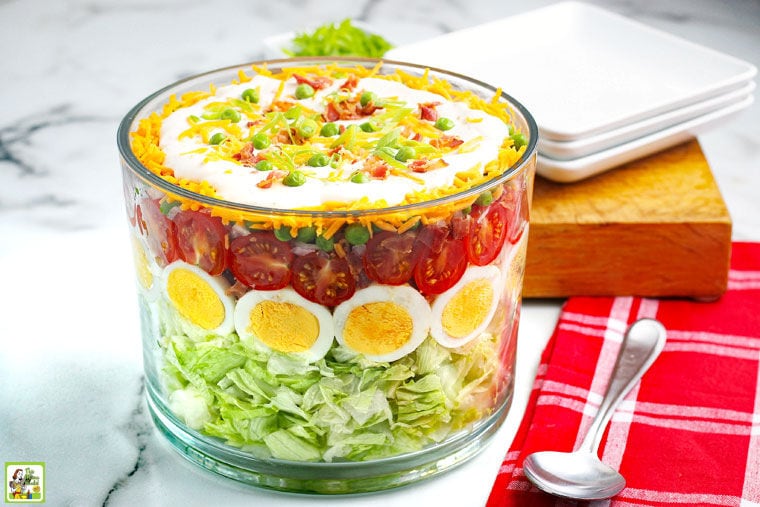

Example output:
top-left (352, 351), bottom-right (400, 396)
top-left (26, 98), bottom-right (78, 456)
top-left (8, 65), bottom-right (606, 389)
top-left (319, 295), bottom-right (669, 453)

top-left (1, 0), bottom-right (758, 506)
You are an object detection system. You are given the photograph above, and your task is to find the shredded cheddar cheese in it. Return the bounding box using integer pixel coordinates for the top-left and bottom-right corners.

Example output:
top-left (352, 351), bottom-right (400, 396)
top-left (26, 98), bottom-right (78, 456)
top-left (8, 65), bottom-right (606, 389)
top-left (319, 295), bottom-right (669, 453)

top-left (129, 62), bottom-right (529, 231)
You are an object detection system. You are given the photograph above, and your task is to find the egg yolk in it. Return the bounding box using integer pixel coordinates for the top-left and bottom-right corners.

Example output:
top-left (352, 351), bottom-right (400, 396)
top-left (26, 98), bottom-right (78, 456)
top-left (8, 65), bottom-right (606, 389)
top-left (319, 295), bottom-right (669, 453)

top-left (132, 236), bottom-right (153, 289)
top-left (441, 278), bottom-right (494, 338)
top-left (343, 302), bottom-right (413, 356)
top-left (247, 301), bottom-right (319, 353)
top-left (167, 268), bottom-right (225, 330)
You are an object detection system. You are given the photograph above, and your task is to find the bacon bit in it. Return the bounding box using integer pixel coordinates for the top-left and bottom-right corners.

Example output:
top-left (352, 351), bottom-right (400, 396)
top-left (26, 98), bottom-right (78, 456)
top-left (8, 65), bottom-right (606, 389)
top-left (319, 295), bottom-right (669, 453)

top-left (409, 158), bottom-right (449, 173)
top-left (451, 212), bottom-right (473, 240)
top-left (232, 142), bottom-right (265, 166)
top-left (340, 74), bottom-right (359, 91)
top-left (363, 156), bottom-right (389, 179)
top-left (267, 100), bottom-right (297, 113)
top-left (225, 281), bottom-right (249, 299)
top-left (256, 170), bottom-right (287, 189)
top-left (430, 135), bottom-right (464, 149)
top-left (333, 240), bottom-right (347, 259)
top-left (293, 73), bottom-right (333, 90)
top-left (322, 93), bottom-right (382, 121)
top-left (275, 129), bottom-right (293, 145)
top-left (418, 102), bottom-right (440, 121)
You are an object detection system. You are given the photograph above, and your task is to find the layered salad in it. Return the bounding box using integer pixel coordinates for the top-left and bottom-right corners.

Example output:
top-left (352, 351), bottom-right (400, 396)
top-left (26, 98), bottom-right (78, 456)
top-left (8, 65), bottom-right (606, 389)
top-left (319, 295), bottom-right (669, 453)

top-left (124, 61), bottom-right (531, 462)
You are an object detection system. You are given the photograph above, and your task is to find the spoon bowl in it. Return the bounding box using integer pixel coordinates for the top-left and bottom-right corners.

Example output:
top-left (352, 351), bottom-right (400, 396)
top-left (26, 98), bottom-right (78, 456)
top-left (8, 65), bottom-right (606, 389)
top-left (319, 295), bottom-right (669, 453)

top-left (523, 318), bottom-right (667, 500)
top-left (523, 450), bottom-right (625, 500)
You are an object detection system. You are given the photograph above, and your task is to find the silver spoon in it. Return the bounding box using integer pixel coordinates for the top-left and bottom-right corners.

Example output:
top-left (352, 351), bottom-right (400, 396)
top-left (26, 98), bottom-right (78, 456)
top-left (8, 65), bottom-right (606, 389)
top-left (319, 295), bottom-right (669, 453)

top-left (523, 317), bottom-right (667, 500)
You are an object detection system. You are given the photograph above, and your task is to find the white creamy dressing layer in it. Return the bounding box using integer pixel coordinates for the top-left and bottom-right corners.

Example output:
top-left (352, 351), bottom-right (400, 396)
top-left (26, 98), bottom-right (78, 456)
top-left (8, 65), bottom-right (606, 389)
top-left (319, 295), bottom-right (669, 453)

top-left (159, 75), bottom-right (510, 209)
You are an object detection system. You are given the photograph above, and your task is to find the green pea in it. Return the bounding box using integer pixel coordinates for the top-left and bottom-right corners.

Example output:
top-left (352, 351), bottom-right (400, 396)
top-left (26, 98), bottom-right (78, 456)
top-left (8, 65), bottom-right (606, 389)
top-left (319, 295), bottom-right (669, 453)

top-left (350, 172), bottom-right (369, 184)
top-left (242, 88), bottom-right (259, 103)
top-left (359, 121), bottom-right (378, 133)
top-left (221, 108), bottom-right (241, 123)
top-left (344, 223), bottom-right (370, 246)
top-left (297, 118), bottom-right (318, 138)
top-left (395, 146), bottom-right (416, 162)
top-left (295, 83), bottom-right (315, 99)
top-left (475, 191), bottom-right (493, 206)
top-left (462, 205), bottom-right (472, 215)
top-left (360, 91), bottom-right (377, 107)
top-left (316, 235), bottom-right (334, 252)
top-left (307, 153), bottom-right (330, 167)
top-left (295, 226), bottom-right (317, 243)
top-left (434, 117), bottom-right (455, 131)
top-left (255, 160), bottom-right (273, 171)
top-left (252, 133), bottom-right (270, 150)
top-left (274, 226), bottom-right (293, 242)
top-left (209, 132), bottom-right (226, 145)
top-left (320, 122), bottom-right (340, 137)
top-left (283, 170), bottom-right (307, 187)
top-left (511, 132), bottom-right (527, 149)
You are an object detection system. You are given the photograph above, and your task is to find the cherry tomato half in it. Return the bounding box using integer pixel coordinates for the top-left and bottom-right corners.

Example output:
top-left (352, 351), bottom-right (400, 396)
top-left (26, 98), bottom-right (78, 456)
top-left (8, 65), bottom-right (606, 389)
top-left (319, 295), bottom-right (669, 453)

top-left (292, 251), bottom-right (355, 306)
top-left (413, 230), bottom-right (467, 295)
top-left (229, 232), bottom-right (293, 290)
top-left (500, 180), bottom-right (529, 244)
top-left (173, 210), bottom-right (228, 276)
top-left (137, 198), bottom-right (179, 267)
top-left (363, 230), bottom-right (418, 285)
top-left (465, 203), bottom-right (508, 266)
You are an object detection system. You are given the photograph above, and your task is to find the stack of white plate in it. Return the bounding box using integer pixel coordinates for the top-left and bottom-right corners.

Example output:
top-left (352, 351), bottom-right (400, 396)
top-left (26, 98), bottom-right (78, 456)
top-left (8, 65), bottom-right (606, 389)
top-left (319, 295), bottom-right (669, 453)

top-left (387, 1), bottom-right (756, 182)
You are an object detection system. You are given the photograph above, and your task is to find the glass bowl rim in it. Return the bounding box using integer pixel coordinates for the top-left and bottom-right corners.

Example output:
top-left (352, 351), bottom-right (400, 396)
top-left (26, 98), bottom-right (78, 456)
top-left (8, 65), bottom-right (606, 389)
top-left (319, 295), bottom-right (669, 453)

top-left (117, 56), bottom-right (539, 219)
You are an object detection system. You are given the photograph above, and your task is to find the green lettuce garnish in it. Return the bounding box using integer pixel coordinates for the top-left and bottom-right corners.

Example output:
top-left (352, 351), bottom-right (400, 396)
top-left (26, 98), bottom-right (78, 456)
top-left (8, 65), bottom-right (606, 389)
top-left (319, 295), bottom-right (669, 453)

top-left (285, 19), bottom-right (393, 58)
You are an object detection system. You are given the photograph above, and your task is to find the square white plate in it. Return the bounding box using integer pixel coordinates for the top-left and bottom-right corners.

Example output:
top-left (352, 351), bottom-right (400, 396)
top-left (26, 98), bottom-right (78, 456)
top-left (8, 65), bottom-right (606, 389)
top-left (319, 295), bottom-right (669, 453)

top-left (539, 81), bottom-right (756, 160)
top-left (536, 94), bottom-right (754, 182)
top-left (386, 1), bottom-right (757, 142)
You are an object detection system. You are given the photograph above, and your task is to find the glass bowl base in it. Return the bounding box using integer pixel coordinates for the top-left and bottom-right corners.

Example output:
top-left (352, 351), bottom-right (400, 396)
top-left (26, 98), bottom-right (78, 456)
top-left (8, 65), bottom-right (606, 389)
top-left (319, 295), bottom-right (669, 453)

top-left (146, 379), bottom-right (513, 495)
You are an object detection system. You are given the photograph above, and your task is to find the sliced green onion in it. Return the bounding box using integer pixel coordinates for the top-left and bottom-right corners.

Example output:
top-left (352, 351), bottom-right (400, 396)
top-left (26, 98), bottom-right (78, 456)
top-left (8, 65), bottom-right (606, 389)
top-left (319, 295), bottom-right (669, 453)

top-left (395, 146), bottom-right (416, 162)
top-left (360, 121), bottom-right (378, 133)
top-left (350, 172), bottom-right (369, 184)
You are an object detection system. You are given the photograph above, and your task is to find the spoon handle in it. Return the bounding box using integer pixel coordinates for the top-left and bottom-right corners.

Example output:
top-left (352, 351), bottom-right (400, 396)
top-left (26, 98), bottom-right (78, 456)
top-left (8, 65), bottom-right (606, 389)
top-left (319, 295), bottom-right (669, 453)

top-left (578, 318), bottom-right (667, 454)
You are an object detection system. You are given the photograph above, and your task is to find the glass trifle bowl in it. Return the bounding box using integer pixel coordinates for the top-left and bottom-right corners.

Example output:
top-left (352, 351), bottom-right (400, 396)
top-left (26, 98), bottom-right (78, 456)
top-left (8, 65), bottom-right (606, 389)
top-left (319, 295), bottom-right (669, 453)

top-left (117, 57), bottom-right (537, 494)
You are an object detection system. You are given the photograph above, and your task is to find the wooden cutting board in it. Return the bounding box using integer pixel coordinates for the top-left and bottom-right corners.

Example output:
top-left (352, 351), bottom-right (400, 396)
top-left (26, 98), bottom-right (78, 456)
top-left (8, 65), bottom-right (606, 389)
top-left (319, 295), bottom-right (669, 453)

top-left (523, 140), bottom-right (732, 298)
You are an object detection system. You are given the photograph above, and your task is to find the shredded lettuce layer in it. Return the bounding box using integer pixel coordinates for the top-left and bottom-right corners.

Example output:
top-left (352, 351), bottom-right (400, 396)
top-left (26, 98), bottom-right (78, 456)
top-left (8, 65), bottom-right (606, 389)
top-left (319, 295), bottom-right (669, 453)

top-left (157, 303), bottom-right (502, 462)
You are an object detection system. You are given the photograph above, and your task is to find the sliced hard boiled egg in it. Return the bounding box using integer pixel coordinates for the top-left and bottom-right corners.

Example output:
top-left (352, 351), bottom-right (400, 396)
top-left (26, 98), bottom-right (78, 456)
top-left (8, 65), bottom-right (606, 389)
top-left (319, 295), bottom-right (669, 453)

top-left (333, 284), bottom-right (432, 363)
top-left (131, 233), bottom-right (160, 300)
top-left (234, 287), bottom-right (334, 362)
top-left (162, 260), bottom-right (235, 335)
top-left (430, 265), bottom-right (502, 348)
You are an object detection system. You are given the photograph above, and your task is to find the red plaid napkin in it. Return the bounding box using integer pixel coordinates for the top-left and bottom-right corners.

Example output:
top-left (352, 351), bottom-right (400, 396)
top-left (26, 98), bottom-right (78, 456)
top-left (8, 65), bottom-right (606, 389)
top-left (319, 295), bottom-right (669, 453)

top-left (488, 242), bottom-right (760, 506)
